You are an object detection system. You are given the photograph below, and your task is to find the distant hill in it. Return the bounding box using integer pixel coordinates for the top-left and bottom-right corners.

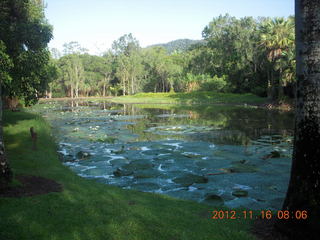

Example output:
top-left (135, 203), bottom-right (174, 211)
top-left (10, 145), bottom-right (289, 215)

top-left (147, 39), bottom-right (204, 54)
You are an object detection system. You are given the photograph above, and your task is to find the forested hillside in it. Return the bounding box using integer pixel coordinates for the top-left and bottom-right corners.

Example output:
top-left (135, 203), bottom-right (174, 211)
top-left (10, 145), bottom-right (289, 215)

top-left (147, 39), bottom-right (204, 54)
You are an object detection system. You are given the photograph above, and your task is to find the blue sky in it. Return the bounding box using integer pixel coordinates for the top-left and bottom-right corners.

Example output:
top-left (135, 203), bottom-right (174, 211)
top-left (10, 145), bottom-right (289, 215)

top-left (45, 0), bottom-right (294, 55)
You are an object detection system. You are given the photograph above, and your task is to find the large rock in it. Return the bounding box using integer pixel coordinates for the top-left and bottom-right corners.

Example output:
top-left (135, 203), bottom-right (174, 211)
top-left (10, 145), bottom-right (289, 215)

top-left (173, 174), bottom-right (208, 187)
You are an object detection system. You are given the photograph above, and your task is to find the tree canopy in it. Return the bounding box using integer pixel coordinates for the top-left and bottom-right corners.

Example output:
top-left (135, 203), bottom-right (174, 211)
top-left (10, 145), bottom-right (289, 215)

top-left (48, 15), bottom-right (295, 100)
top-left (0, 0), bottom-right (53, 105)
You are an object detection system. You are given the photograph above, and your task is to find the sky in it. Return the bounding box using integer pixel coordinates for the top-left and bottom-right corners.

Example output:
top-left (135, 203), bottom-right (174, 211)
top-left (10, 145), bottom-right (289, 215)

top-left (45, 0), bottom-right (294, 55)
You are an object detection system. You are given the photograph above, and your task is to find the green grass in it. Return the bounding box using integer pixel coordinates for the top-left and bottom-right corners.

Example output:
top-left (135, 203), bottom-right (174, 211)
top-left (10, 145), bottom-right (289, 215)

top-left (111, 92), bottom-right (266, 105)
top-left (0, 110), bottom-right (257, 240)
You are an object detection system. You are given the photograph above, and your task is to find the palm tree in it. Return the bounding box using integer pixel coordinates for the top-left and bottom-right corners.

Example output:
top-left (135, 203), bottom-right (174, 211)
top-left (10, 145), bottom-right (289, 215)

top-left (260, 17), bottom-right (295, 100)
top-left (275, 0), bottom-right (320, 238)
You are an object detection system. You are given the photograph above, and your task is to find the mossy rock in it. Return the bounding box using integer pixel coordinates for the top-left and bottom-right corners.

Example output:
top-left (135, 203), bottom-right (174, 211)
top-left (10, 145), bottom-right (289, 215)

top-left (173, 174), bottom-right (208, 187)
top-left (232, 190), bottom-right (248, 197)
top-left (203, 194), bottom-right (225, 206)
top-left (113, 168), bottom-right (134, 177)
top-left (76, 151), bottom-right (91, 160)
top-left (227, 163), bottom-right (258, 173)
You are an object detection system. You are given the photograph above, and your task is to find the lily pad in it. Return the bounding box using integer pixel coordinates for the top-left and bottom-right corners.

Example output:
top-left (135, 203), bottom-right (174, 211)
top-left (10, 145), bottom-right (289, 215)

top-left (122, 161), bottom-right (154, 171)
top-left (182, 152), bottom-right (201, 158)
top-left (232, 190), bottom-right (248, 197)
top-left (226, 163), bottom-right (258, 173)
top-left (113, 168), bottom-right (134, 177)
top-left (96, 137), bottom-right (117, 143)
top-left (133, 169), bottom-right (160, 178)
top-left (203, 194), bottom-right (225, 206)
top-left (173, 174), bottom-right (208, 187)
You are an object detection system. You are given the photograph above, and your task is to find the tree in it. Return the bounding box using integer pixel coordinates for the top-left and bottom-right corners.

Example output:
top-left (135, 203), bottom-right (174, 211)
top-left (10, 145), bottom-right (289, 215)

top-left (62, 41), bottom-right (88, 56)
top-left (59, 54), bottom-right (84, 98)
top-left (260, 17), bottom-right (295, 99)
top-left (0, 0), bottom-right (53, 105)
top-left (275, 1), bottom-right (320, 238)
top-left (1, 0), bottom-right (52, 188)
top-left (113, 34), bottom-right (144, 95)
top-left (111, 33), bottom-right (140, 56)
top-left (0, 41), bottom-right (13, 189)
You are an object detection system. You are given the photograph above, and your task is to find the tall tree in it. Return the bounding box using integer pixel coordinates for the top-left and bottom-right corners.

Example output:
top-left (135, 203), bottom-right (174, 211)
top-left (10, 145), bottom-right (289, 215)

top-left (0, 0), bottom-right (53, 105)
top-left (1, 0), bottom-right (52, 188)
top-left (276, 1), bottom-right (320, 238)
top-left (260, 17), bottom-right (295, 99)
top-left (0, 41), bottom-right (13, 189)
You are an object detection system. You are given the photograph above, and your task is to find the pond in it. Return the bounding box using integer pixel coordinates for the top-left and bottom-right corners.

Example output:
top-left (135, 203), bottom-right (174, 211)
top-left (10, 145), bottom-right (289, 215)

top-left (32, 100), bottom-right (294, 210)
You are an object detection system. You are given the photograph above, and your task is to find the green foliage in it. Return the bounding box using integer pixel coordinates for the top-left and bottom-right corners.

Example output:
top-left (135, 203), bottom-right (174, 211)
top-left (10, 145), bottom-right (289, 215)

top-left (0, 0), bottom-right (53, 105)
top-left (148, 39), bottom-right (204, 54)
top-left (48, 16), bottom-right (295, 101)
top-left (200, 75), bottom-right (227, 92)
top-left (0, 41), bottom-right (12, 84)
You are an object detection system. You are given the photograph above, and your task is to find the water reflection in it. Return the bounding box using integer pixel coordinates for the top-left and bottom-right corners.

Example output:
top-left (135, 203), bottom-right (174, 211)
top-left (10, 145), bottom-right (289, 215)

top-left (35, 100), bottom-right (294, 210)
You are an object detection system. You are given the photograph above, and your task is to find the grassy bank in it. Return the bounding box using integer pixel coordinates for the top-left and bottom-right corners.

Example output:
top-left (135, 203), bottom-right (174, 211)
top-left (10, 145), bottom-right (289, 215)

top-left (111, 92), bottom-right (266, 105)
top-left (0, 110), bottom-right (256, 240)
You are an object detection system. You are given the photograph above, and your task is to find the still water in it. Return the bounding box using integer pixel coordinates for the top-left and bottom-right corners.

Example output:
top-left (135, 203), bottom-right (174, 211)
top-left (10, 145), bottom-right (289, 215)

top-left (33, 100), bottom-right (294, 210)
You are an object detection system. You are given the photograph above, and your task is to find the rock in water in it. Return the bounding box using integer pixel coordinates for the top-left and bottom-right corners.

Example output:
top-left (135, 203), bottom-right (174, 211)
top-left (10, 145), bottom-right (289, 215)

top-left (76, 151), bottom-right (91, 160)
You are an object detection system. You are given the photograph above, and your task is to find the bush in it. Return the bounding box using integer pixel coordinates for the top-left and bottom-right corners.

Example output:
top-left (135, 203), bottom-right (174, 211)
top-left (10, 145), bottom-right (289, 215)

top-left (200, 75), bottom-right (227, 92)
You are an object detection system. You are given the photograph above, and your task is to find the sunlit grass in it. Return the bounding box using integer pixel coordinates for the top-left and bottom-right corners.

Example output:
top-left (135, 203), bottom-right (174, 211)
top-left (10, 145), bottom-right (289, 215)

top-left (0, 110), bottom-right (257, 240)
top-left (111, 91), bottom-right (266, 105)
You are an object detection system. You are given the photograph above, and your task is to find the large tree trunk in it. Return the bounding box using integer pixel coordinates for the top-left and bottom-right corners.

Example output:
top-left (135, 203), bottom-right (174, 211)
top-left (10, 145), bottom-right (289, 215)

top-left (276, 1), bottom-right (320, 238)
top-left (0, 86), bottom-right (12, 190)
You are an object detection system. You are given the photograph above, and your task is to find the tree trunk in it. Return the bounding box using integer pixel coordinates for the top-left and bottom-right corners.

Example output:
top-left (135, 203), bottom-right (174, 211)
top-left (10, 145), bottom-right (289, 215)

top-left (75, 82), bottom-right (79, 98)
top-left (0, 86), bottom-right (13, 190)
top-left (276, 1), bottom-right (320, 238)
top-left (131, 76), bottom-right (134, 95)
top-left (103, 82), bottom-right (106, 97)
top-left (278, 67), bottom-right (284, 100)
top-left (123, 77), bottom-right (126, 96)
top-left (70, 85), bottom-right (74, 99)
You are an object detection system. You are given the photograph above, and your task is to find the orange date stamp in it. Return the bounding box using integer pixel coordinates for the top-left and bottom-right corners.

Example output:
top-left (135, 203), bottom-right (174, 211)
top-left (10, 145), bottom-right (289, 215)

top-left (211, 210), bottom-right (308, 220)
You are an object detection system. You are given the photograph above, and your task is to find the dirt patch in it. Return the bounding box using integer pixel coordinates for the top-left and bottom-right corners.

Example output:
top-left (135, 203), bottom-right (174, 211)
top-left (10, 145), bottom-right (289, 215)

top-left (251, 218), bottom-right (289, 240)
top-left (0, 175), bottom-right (63, 197)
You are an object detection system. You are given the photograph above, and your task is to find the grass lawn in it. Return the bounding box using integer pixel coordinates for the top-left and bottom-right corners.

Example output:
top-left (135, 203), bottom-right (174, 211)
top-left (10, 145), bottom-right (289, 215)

top-left (0, 110), bottom-right (257, 240)
top-left (110, 92), bottom-right (266, 105)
